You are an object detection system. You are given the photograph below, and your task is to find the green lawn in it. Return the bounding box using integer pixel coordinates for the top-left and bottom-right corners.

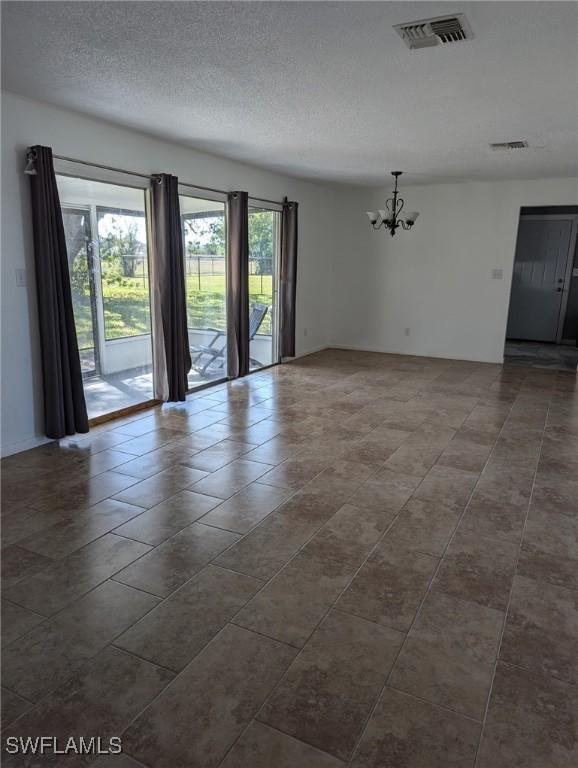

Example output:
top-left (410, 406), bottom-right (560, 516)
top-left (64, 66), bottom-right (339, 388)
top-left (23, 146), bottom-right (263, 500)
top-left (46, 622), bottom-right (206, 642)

top-left (72, 275), bottom-right (273, 350)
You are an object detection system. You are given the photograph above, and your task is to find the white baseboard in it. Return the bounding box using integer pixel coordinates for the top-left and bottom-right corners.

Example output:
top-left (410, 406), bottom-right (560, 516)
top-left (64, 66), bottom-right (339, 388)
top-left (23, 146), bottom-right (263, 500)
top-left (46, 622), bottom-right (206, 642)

top-left (289, 343), bottom-right (330, 360)
top-left (1, 434), bottom-right (53, 458)
top-left (327, 343), bottom-right (502, 365)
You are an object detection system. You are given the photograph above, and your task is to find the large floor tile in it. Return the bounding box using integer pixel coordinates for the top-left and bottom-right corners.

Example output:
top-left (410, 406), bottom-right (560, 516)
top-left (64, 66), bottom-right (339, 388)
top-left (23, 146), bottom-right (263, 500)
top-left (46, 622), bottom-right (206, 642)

top-left (350, 687), bottom-right (480, 767)
top-left (122, 625), bottom-right (296, 768)
top-left (1, 600), bottom-right (44, 647)
top-left (112, 490), bottom-right (222, 545)
top-left (192, 459), bottom-right (272, 499)
top-left (413, 464), bottom-right (480, 512)
top-left (350, 468), bottom-right (422, 513)
top-left (433, 531), bottom-right (518, 611)
top-left (220, 721), bottom-right (344, 768)
top-left (458, 491), bottom-right (529, 544)
top-left (477, 663), bottom-right (578, 768)
top-left (32, 470), bottom-right (141, 513)
top-left (257, 455), bottom-right (329, 490)
top-left (336, 545), bottom-right (438, 632)
top-left (341, 427), bottom-right (411, 465)
top-left (241, 435), bottom-right (306, 465)
top-left (389, 591), bottom-right (503, 721)
top-left (115, 565), bottom-right (262, 671)
top-left (517, 507), bottom-right (578, 589)
top-left (214, 511), bottom-right (320, 580)
top-left (436, 437), bottom-right (493, 472)
top-left (529, 476), bottom-right (578, 519)
top-left (407, 590), bottom-right (503, 661)
top-left (1, 506), bottom-right (69, 549)
top-left (389, 636), bottom-right (494, 720)
top-left (1, 687), bottom-right (31, 730)
top-left (4, 534), bottom-right (151, 615)
top-left (182, 439), bottom-right (258, 472)
top-left (383, 498), bottom-right (461, 556)
top-left (500, 575), bottom-right (578, 685)
top-left (112, 437), bottom-right (216, 479)
top-left (112, 465), bottom-right (208, 508)
top-left (384, 441), bottom-right (448, 477)
top-left (259, 610), bottom-right (403, 760)
top-left (113, 523), bottom-right (238, 597)
top-left (1, 545), bottom-right (54, 589)
top-left (304, 459), bottom-right (378, 499)
top-left (19, 499), bottom-right (145, 559)
top-left (234, 552), bottom-right (355, 647)
top-left (303, 503), bottom-right (393, 567)
top-left (1, 647), bottom-right (173, 768)
top-left (2, 580), bottom-right (159, 700)
top-left (200, 482), bottom-right (293, 533)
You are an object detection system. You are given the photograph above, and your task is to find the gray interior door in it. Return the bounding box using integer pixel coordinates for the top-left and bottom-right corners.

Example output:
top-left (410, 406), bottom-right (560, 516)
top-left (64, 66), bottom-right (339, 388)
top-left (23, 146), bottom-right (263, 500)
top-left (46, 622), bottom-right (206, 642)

top-left (506, 218), bottom-right (573, 342)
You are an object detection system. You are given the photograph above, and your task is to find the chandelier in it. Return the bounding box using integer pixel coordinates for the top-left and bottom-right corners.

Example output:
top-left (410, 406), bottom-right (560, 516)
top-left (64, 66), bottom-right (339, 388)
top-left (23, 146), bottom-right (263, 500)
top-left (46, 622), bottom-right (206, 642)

top-left (366, 172), bottom-right (419, 236)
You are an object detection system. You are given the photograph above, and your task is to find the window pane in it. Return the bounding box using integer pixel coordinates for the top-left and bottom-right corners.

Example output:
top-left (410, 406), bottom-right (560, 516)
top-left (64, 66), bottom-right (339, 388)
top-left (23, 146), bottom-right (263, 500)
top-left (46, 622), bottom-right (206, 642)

top-left (56, 175), bottom-right (154, 419)
top-left (248, 207), bottom-right (279, 370)
top-left (97, 209), bottom-right (150, 341)
top-left (180, 195), bottom-right (227, 389)
top-left (62, 207), bottom-right (97, 376)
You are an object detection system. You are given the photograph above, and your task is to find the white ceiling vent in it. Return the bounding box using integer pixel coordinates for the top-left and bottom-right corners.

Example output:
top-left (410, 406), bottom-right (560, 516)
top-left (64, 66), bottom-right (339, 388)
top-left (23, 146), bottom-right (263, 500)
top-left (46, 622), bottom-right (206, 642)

top-left (489, 141), bottom-right (530, 151)
top-left (394, 14), bottom-right (474, 50)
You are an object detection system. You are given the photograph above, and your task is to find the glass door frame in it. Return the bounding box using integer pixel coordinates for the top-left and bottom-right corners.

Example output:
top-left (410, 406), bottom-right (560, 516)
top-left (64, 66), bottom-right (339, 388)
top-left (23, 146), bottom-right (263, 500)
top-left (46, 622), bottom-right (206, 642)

top-left (248, 200), bottom-right (282, 371)
top-left (61, 203), bottom-right (105, 379)
top-left (178, 187), bottom-right (230, 392)
top-left (56, 169), bottom-right (158, 421)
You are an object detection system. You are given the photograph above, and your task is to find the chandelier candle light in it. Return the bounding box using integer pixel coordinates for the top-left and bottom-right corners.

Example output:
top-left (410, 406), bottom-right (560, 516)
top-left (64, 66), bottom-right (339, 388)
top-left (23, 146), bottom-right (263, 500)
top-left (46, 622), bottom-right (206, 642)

top-left (366, 172), bottom-right (419, 236)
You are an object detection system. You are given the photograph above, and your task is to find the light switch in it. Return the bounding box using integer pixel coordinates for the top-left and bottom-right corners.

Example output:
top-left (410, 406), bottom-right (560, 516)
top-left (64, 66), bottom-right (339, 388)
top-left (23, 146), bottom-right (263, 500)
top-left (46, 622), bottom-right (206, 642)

top-left (491, 269), bottom-right (503, 280)
top-left (15, 268), bottom-right (27, 287)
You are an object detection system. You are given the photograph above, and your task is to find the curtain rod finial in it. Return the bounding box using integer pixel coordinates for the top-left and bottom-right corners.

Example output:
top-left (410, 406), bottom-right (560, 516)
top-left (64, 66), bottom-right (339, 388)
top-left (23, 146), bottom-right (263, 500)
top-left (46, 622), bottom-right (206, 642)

top-left (24, 149), bottom-right (38, 175)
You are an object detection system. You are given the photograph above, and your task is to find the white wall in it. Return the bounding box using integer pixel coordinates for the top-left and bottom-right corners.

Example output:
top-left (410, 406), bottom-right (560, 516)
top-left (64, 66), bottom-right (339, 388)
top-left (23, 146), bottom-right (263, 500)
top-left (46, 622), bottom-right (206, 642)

top-left (331, 177), bottom-right (578, 363)
top-left (1, 91), bottom-right (338, 455)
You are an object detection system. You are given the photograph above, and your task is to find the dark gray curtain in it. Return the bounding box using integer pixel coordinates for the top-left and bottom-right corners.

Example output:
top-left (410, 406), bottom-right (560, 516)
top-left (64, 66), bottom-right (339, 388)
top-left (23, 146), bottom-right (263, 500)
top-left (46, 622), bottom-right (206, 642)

top-left (226, 191), bottom-right (249, 378)
top-left (150, 174), bottom-right (191, 401)
top-left (28, 145), bottom-right (89, 439)
top-left (280, 198), bottom-right (298, 358)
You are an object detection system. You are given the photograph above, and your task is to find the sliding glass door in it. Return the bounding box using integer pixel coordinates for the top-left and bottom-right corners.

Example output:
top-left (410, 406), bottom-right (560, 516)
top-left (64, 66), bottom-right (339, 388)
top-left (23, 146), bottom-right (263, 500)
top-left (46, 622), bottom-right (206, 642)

top-left (179, 194), bottom-right (228, 390)
top-left (57, 177), bottom-right (282, 419)
top-left (57, 175), bottom-right (154, 419)
top-left (248, 206), bottom-right (280, 370)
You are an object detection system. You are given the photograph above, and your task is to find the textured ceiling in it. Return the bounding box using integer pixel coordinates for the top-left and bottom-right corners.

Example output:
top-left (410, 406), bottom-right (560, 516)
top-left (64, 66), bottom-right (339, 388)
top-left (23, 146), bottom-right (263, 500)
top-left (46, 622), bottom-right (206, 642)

top-left (2, 1), bottom-right (577, 185)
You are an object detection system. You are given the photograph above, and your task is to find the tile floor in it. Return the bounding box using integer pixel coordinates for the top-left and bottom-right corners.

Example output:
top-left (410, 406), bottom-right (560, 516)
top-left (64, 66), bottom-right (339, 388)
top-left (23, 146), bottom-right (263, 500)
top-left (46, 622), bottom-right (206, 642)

top-left (504, 340), bottom-right (578, 371)
top-left (1, 349), bottom-right (577, 767)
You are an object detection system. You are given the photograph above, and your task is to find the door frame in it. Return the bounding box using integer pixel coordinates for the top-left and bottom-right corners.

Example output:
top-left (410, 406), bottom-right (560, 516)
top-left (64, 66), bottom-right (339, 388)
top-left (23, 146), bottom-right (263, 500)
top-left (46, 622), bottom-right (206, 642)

top-left (178, 188), bottom-right (230, 392)
top-left (248, 201), bottom-right (282, 369)
top-left (513, 213), bottom-right (578, 343)
top-left (61, 204), bottom-right (103, 378)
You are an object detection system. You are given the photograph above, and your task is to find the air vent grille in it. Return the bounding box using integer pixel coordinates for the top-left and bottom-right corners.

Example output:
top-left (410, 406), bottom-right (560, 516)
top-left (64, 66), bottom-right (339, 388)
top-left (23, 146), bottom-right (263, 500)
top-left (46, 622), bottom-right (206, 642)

top-left (489, 141), bottom-right (529, 151)
top-left (394, 14), bottom-right (473, 50)
top-left (430, 17), bottom-right (467, 44)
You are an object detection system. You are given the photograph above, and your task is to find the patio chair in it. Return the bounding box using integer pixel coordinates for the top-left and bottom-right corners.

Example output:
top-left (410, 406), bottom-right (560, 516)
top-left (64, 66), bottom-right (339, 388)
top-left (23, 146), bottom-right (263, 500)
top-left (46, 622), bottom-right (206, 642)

top-left (190, 303), bottom-right (269, 375)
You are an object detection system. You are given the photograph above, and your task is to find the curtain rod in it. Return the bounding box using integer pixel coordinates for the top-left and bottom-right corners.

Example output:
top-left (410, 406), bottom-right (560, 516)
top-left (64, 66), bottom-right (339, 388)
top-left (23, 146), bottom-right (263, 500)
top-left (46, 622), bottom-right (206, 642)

top-left (50, 153), bottom-right (286, 206)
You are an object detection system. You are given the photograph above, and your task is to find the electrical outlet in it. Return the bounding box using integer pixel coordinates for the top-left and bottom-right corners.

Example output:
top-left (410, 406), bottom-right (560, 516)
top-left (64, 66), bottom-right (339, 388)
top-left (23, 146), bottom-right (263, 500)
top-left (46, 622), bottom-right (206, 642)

top-left (404, 327), bottom-right (411, 336)
top-left (303, 327), bottom-right (308, 337)
top-left (15, 268), bottom-right (27, 287)
top-left (491, 269), bottom-right (504, 280)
